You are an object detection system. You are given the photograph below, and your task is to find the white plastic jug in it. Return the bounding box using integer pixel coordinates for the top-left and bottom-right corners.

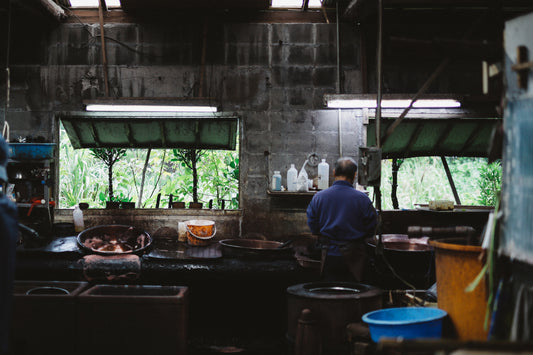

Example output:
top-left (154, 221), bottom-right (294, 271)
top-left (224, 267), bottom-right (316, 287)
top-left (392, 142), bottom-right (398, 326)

top-left (271, 170), bottom-right (282, 191)
top-left (287, 164), bottom-right (298, 192)
top-left (317, 159), bottom-right (329, 190)
top-left (73, 205), bottom-right (85, 233)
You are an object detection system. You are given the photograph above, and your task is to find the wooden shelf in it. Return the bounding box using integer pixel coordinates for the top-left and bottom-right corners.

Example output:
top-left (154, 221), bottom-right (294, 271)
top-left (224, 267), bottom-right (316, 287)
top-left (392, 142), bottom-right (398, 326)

top-left (267, 190), bottom-right (317, 196)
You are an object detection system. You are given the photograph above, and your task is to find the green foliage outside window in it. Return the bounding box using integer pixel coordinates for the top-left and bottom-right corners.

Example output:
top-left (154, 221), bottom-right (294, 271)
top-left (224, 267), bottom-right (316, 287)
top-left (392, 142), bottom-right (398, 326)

top-left (374, 157), bottom-right (502, 209)
top-left (59, 123), bottom-right (239, 209)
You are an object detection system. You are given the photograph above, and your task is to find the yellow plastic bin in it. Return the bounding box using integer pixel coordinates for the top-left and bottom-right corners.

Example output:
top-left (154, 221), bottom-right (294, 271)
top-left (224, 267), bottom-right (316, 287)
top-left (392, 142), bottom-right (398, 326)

top-left (429, 238), bottom-right (488, 340)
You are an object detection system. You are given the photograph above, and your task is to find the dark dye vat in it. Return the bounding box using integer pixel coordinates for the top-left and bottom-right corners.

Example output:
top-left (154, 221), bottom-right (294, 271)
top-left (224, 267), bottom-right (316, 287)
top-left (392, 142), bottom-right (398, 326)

top-left (26, 286), bottom-right (70, 295)
top-left (287, 281), bottom-right (383, 352)
top-left (305, 285), bottom-right (362, 295)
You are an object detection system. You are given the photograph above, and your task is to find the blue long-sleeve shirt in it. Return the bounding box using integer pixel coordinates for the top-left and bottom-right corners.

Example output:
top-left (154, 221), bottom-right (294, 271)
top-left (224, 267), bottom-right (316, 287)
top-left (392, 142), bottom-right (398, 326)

top-left (306, 180), bottom-right (377, 256)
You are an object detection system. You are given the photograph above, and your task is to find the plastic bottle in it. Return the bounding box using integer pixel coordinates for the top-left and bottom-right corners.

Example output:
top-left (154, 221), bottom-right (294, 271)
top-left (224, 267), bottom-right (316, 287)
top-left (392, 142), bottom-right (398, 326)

top-left (73, 205), bottom-right (85, 232)
top-left (271, 170), bottom-right (282, 191)
top-left (287, 164), bottom-right (298, 192)
top-left (317, 159), bottom-right (330, 190)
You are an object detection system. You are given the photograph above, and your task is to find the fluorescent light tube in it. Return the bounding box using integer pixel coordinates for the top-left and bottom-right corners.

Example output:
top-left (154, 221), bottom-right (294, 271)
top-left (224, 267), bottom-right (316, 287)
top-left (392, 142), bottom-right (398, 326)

top-left (327, 99), bottom-right (461, 109)
top-left (85, 104), bottom-right (218, 112)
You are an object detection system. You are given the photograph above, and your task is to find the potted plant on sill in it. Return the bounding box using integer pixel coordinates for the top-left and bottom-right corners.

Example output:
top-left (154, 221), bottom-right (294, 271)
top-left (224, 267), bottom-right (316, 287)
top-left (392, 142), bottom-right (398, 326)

top-left (90, 148), bottom-right (126, 209)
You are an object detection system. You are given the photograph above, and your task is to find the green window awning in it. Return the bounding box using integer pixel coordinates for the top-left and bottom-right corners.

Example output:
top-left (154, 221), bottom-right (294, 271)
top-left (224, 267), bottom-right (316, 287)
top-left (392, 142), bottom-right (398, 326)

top-left (367, 116), bottom-right (501, 159)
top-left (58, 111), bottom-right (239, 150)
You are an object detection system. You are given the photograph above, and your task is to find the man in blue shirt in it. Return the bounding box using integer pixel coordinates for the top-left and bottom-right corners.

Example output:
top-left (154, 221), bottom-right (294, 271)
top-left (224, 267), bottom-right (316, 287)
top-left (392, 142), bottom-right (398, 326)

top-left (306, 157), bottom-right (377, 282)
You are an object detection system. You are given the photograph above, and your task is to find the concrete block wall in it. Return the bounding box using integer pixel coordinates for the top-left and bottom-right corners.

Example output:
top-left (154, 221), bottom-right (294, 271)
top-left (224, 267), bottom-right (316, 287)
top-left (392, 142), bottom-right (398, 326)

top-left (0, 16), bottom-right (480, 239)
top-left (2, 19), bottom-right (364, 239)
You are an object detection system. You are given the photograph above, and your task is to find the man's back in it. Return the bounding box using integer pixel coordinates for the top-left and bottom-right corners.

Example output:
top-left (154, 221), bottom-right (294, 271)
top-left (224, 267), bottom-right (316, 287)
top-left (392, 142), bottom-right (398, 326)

top-left (307, 180), bottom-right (377, 256)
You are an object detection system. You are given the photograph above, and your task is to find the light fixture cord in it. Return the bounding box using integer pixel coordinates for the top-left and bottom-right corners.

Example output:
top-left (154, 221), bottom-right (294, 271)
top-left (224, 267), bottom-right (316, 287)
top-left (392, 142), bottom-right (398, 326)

top-left (3, 0), bottom-right (12, 132)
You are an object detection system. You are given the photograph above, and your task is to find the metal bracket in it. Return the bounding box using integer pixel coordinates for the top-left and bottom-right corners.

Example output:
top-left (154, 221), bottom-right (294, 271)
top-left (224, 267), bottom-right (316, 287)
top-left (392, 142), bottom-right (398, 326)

top-left (512, 46), bottom-right (532, 89)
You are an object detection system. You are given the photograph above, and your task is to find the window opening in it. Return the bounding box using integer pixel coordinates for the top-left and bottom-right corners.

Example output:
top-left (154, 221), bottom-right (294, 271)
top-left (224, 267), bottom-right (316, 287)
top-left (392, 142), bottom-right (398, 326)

top-left (372, 157), bottom-right (501, 210)
top-left (271, 0), bottom-right (322, 9)
top-left (58, 122), bottom-right (239, 209)
top-left (69, 0), bottom-right (121, 8)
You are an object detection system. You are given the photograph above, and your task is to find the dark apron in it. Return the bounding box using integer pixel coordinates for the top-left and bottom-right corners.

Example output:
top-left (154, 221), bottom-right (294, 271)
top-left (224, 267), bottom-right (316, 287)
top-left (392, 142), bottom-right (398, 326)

top-left (0, 197), bottom-right (19, 354)
top-left (320, 237), bottom-right (367, 282)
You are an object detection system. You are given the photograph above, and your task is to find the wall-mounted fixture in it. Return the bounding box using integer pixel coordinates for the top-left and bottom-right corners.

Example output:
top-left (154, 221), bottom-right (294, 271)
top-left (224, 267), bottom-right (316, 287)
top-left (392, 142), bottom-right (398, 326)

top-left (324, 94), bottom-right (461, 109)
top-left (83, 98), bottom-right (219, 113)
top-left (61, 98), bottom-right (233, 150)
top-left (85, 104), bottom-right (218, 113)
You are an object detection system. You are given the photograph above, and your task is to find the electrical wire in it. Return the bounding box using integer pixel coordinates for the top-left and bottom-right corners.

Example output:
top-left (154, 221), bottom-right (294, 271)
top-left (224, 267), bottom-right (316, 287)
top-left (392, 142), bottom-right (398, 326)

top-left (3, 0), bottom-right (12, 130)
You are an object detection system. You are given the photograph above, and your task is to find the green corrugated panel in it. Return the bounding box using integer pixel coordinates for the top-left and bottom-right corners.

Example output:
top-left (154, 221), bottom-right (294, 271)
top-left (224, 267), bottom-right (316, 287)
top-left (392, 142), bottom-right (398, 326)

top-left (367, 117), bottom-right (500, 158)
top-left (58, 112), bottom-right (239, 150)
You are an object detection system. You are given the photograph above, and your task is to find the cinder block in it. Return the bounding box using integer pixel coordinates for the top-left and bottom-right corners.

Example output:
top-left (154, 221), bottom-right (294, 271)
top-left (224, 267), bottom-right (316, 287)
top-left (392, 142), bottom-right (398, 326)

top-left (315, 24), bottom-right (336, 44)
top-left (269, 88), bottom-right (289, 109)
top-left (288, 87), bottom-right (315, 106)
top-left (103, 23), bottom-right (139, 43)
top-left (272, 24), bottom-right (314, 44)
top-left (287, 45), bottom-right (315, 65)
top-left (272, 110), bottom-right (314, 134)
top-left (313, 67), bottom-right (337, 87)
top-left (226, 43), bottom-right (270, 66)
top-left (271, 44), bottom-right (286, 66)
top-left (226, 23), bottom-right (269, 44)
top-left (245, 131), bottom-right (271, 152)
top-left (343, 69), bottom-right (364, 93)
top-left (315, 44), bottom-right (337, 65)
top-left (243, 111), bottom-right (270, 132)
top-left (287, 67), bottom-right (314, 86)
top-left (243, 154), bottom-right (268, 176)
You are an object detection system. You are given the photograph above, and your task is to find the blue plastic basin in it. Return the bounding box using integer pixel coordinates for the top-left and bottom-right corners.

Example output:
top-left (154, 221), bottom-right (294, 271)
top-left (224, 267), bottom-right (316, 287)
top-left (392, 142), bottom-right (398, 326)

top-left (9, 143), bottom-right (56, 160)
top-left (362, 307), bottom-right (447, 342)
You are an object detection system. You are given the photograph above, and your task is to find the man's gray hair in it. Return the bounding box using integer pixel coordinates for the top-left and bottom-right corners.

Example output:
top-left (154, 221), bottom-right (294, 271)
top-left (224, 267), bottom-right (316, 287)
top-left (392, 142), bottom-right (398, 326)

top-left (334, 157), bottom-right (358, 179)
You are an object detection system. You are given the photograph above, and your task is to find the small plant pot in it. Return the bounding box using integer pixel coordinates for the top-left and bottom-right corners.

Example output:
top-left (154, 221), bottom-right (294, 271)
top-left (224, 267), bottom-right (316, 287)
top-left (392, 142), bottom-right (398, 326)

top-left (172, 202), bottom-right (186, 209)
top-left (121, 202), bottom-right (136, 209)
top-left (106, 201), bottom-right (120, 209)
top-left (78, 203), bottom-right (89, 210)
top-left (188, 202), bottom-right (203, 209)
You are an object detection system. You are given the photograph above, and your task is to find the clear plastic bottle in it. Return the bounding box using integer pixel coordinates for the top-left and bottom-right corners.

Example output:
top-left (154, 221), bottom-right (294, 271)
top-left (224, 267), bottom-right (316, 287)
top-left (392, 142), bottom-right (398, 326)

top-left (271, 170), bottom-right (282, 191)
top-left (317, 159), bottom-right (330, 190)
top-left (73, 205), bottom-right (85, 232)
top-left (287, 164), bottom-right (298, 192)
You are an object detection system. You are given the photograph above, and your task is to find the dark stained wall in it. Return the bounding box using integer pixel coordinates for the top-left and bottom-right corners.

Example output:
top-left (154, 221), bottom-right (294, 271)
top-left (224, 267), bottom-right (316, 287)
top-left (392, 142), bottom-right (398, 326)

top-left (0, 10), bottom-right (487, 239)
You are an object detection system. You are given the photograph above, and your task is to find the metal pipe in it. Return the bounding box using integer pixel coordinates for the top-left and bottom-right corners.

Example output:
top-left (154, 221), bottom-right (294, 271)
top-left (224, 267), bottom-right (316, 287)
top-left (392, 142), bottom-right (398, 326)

top-left (98, 0), bottom-right (110, 97)
top-left (375, 0), bottom-right (383, 148)
top-left (374, 0), bottom-right (383, 214)
top-left (335, 1), bottom-right (341, 94)
top-left (3, 0), bottom-right (12, 131)
top-left (198, 17), bottom-right (209, 98)
top-left (441, 156), bottom-right (461, 205)
top-left (37, 0), bottom-right (67, 21)
top-left (338, 109), bottom-right (343, 156)
top-left (336, 2), bottom-right (342, 157)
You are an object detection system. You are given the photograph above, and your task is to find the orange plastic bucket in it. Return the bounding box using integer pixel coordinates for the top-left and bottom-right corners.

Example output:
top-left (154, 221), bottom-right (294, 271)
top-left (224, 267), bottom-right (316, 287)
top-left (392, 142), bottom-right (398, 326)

top-left (185, 220), bottom-right (216, 246)
top-left (429, 238), bottom-right (488, 340)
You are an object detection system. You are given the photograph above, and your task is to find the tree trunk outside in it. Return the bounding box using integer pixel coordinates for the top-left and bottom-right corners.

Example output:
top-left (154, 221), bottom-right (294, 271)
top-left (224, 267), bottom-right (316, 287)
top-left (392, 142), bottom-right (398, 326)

top-left (192, 159), bottom-right (198, 203)
top-left (108, 163), bottom-right (114, 201)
